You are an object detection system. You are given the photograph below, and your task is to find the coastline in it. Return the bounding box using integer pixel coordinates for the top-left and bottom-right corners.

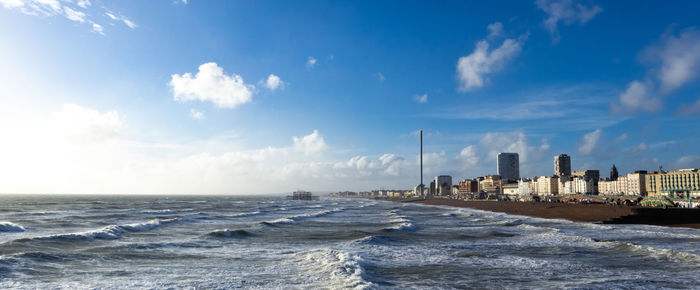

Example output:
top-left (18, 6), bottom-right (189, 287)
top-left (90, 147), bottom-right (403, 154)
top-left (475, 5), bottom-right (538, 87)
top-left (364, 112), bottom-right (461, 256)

top-left (397, 198), bottom-right (700, 229)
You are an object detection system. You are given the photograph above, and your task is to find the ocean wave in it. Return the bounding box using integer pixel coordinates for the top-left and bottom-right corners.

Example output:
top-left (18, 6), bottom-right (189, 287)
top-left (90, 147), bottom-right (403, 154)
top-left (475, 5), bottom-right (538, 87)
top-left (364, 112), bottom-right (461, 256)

top-left (383, 210), bottom-right (417, 232)
top-left (354, 235), bottom-right (398, 246)
top-left (120, 218), bottom-right (179, 232)
top-left (296, 248), bottom-right (375, 289)
top-left (25, 218), bottom-right (179, 241)
top-left (514, 224), bottom-right (558, 232)
top-left (231, 211), bottom-right (262, 218)
top-left (261, 208), bottom-right (345, 225)
top-left (207, 229), bottom-right (253, 239)
top-left (603, 242), bottom-right (700, 264)
top-left (0, 222), bottom-right (25, 233)
top-left (522, 230), bottom-right (700, 264)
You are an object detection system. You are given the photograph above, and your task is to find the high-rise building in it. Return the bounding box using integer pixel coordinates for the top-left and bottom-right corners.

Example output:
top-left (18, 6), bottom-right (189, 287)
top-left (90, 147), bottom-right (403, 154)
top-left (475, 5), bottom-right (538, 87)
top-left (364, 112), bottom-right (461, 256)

top-left (554, 154), bottom-right (571, 176)
top-left (497, 153), bottom-right (520, 180)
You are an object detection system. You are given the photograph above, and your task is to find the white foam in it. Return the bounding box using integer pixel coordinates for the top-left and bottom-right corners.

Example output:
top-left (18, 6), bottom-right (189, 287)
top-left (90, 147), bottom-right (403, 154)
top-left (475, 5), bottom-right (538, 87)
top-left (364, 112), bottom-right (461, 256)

top-left (41, 225), bottom-right (124, 240)
top-left (0, 222), bottom-right (25, 233)
top-left (231, 211), bottom-right (262, 218)
top-left (121, 218), bottom-right (179, 232)
top-left (296, 248), bottom-right (375, 289)
top-left (31, 218), bottom-right (179, 241)
top-left (262, 208), bottom-right (345, 225)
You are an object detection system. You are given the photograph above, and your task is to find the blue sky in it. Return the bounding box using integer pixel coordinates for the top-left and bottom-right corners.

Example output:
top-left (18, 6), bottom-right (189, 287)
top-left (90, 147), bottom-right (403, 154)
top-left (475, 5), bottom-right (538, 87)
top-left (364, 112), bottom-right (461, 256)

top-left (1, 0), bottom-right (699, 194)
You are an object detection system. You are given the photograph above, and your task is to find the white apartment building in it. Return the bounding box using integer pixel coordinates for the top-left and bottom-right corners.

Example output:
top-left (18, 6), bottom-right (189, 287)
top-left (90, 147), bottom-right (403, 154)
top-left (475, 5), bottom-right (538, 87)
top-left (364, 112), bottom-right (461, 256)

top-left (535, 176), bottom-right (559, 196)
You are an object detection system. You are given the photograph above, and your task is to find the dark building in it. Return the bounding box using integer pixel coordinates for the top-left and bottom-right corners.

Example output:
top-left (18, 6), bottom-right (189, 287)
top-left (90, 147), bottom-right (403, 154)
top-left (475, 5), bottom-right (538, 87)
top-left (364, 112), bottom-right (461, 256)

top-left (554, 154), bottom-right (572, 176)
top-left (610, 164), bottom-right (619, 181)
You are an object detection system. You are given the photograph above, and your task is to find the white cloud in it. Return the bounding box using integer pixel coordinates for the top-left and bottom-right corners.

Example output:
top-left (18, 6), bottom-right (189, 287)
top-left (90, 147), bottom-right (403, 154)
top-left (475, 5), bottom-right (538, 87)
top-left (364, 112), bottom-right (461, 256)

top-left (647, 28), bottom-right (700, 93)
top-left (50, 104), bottom-right (123, 143)
top-left (0, 0), bottom-right (24, 8)
top-left (413, 93), bottom-right (428, 103)
top-left (612, 80), bottom-right (661, 113)
top-left (0, 0), bottom-right (116, 33)
top-left (264, 74), bottom-right (284, 91)
top-left (458, 145), bottom-right (479, 168)
top-left (105, 12), bottom-right (136, 29)
top-left (170, 62), bottom-right (255, 109)
top-left (615, 133), bottom-right (628, 143)
top-left (536, 0), bottom-right (602, 42)
top-left (92, 23), bottom-right (104, 35)
top-left (181, 0), bottom-right (188, 4)
top-left (306, 56), bottom-right (317, 68)
top-left (76, 0), bottom-right (90, 8)
top-left (626, 142), bottom-right (648, 155)
top-left (487, 22), bottom-right (503, 39)
top-left (457, 23), bottom-right (527, 91)
top-left (63, 6), bottom-right (85, 23)
top-left (674, 156), bottom-right (700, 169)
top-left (293, 130), bottom-right (327, 156)
top-left (676, 98), bottom-right (700, 116)
top-left (578, 129), bottom-right (601, 156)
top-left (376, 72), bottom-right (386, 81)
top-left (480, 131), bottom-right (529, 162)
top-left (190, 108), bottom-right (204, 119)
top-left (614, 28), bottom-right (700, 115)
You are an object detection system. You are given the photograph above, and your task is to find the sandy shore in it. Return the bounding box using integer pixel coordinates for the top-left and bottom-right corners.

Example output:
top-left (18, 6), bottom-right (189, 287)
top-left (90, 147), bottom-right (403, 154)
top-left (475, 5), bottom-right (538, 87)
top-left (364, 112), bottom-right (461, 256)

top-left (404, 198), bottom-right (700, 229)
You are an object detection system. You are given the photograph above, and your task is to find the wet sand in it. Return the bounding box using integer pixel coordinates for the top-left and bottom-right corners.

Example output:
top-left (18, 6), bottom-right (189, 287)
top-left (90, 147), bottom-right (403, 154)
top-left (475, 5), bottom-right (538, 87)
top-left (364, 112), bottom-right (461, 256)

top-left (406, 199), bottom-right (700, 229)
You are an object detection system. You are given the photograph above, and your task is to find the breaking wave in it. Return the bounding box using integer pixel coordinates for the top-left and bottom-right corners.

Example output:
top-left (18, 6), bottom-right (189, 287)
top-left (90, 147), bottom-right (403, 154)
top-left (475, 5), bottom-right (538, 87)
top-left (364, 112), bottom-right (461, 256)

top-left (261, 208), bottom-right (346, 225)
top-left (383, 210), bottom-right (417, 232)
top-left (25, 218), bottom-right (179, 241)
top-left (0, 222), bottom-right (25, 233)
top-left (207, 229), bottom-right (253, 239)
top-left (296, 248), bottom-right (375, 289)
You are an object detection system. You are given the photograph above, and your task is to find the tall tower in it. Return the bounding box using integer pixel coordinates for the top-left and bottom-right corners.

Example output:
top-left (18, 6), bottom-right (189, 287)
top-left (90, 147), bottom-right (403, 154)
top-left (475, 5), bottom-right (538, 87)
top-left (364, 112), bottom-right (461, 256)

top-left (417, 130), bottom-right (423, 195)
top-left (610, 164), bottom-right (619, 181)
top-left (554, 154), bottom-right (571, 176)
top-left (497, 152), bottom-right (520, 180)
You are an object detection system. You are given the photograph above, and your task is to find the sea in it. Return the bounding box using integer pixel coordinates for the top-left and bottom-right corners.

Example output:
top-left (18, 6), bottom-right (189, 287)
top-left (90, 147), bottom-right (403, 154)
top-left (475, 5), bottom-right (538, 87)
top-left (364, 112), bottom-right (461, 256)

top-left (0, 195), bottom-right (698, 289)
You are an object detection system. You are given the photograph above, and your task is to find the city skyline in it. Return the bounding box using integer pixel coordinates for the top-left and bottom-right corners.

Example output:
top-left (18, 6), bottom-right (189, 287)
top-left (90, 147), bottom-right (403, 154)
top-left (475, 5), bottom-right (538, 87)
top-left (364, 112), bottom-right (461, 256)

top-left (1, 0), bottom-right (700, 194)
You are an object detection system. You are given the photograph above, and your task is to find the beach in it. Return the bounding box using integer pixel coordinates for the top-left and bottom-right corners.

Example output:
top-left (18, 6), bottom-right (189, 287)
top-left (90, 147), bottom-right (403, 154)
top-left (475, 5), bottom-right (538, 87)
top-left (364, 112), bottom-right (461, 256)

top-left (405, 198), bottom-right (700, 229)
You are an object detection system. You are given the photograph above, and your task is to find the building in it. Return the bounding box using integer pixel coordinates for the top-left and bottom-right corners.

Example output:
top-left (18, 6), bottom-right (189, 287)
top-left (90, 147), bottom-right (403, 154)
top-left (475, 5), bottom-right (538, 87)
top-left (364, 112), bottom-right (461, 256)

top-left (572, 170), bottom-right (600, 194)
top-left (610, 164), bottom-right (619, 181)
top-left (598, 171), bottom-right (647, 196)
top-left (479, 175), bottom-right (501, 195)
top-left (646, 169), bottom-right (700, 198)
top-left (560, 176), bottom-right (596, 195)
top-left (554, 154), bottom-right (571, 176)
top-left (517, 179), bottom-right (533, 196)
top-left (501, 183), bottom-right (519, 196)
top-left (458, 179), bottom-right (479, 194)
top-left (497, 153), bottom-right (520, 180)
top-left (434, 175), bottom-right (452, 196)
top-left (534, 176), bottom-right (559, 196)
top-left (414, 185), bottom-right (425, 196)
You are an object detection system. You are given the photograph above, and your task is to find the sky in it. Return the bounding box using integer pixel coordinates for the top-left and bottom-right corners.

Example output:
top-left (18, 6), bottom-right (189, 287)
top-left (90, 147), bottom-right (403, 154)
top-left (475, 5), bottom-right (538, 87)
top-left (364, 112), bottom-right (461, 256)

top-left (1, 0), bottom-right (700, 194)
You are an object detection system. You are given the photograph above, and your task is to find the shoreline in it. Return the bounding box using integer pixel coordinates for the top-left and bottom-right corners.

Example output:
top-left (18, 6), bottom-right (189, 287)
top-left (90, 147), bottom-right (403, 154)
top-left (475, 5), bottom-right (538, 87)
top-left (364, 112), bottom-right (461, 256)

top-left (394, 198), bottom-right (700, 229)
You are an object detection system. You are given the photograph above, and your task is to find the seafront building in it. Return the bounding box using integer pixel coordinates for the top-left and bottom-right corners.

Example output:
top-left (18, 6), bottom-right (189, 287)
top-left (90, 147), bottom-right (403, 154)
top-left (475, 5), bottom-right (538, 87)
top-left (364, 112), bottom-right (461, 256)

top-left (535, 176), bottom-right (559, 196)
top-left (554, 154), bottom-right (571, 176)
top-left (434, 175), bottom-right (452, 196)
top-left (479, 175), bottom-right (501, 196)
top-left (599, 171), bottom-right (647, 196)
top-left (646, 169), bottom-right (700, 198)
top-left (333, 150), bottom-right (698, 203)
top-left (497, 153), bottom-right (520, 181)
